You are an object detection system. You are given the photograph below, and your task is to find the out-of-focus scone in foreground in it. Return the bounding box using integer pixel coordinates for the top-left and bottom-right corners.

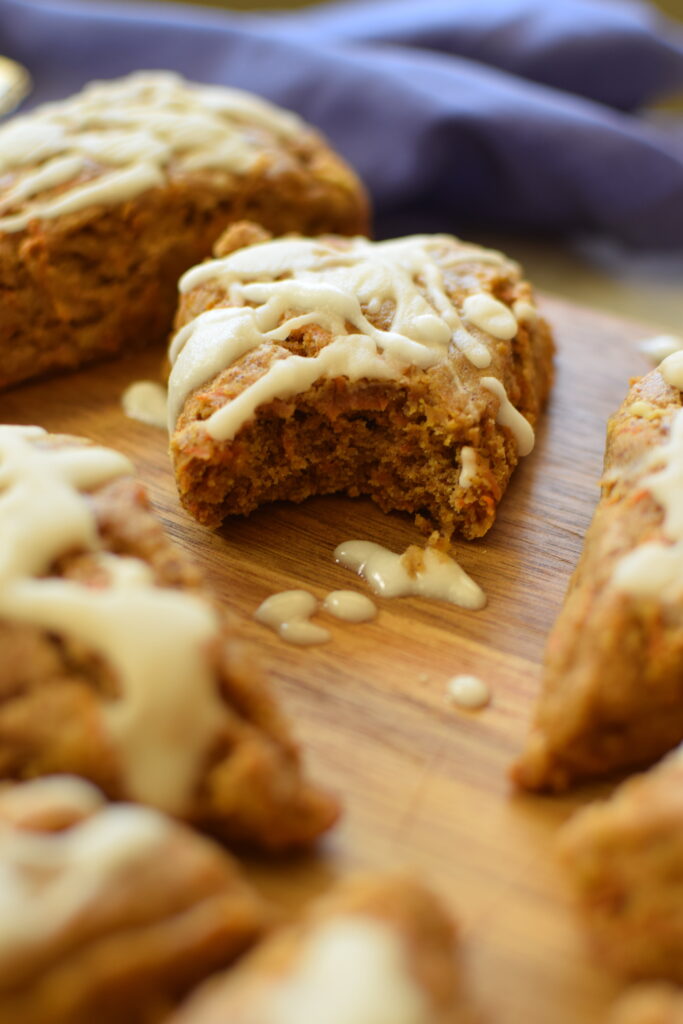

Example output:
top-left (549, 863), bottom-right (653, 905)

top-left (0, 425), bottom-right (338, 851)
top-left (608, 985), bottom-right (683, 1024)
top-left (169, 872), bottom-right (479, 1024)
top-left (168, 222), bottom-right (554, 541)
top-left (559, 746), bottom-right (683, 982)
top-left (0, 776), bottom-right (272, 1024)
top-left (513, 354), bottom-right (683, 791)
top-left (0, 72), bottom-right (368, 390)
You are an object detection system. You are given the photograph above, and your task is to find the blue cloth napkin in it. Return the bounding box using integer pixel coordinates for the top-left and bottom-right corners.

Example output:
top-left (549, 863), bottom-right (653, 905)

top-left (1, 0), bottom-right (683, 247)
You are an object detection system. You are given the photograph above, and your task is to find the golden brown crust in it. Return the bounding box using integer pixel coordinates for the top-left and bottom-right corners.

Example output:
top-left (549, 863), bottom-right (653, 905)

top-left (559, 750), bottom-right (683, 983)
top-left (0, 778), bottom-right (272, 1024)
top-left (171, 224), bottom-right (554, 541)
top-left (169, 872), bottom-right (479, 1024)
top-left (0, 94), bottom-right (369, 391)
top-left (0, 432), bottom-right (339, 852)
top-left (512, 369), bottom-right (683, 792)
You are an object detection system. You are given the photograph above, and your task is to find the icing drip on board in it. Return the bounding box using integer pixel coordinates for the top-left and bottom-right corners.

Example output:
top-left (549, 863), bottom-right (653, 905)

top-left (446, 675), bottom-right (491, 710)
top-left (334, 540), bottom-right (486, 610)
top-left (0, 427), bottom-right (224, 814)
top-left (169, 234), bottom-right (535, 459)
top-left (255, 590), bottom-right (330, 645)
top-left (122, 380), bottom-right (168, 429)
top-left (322, 591), bottom-right (377, 622)
top-left (0, 71), bottom-right (303, 232)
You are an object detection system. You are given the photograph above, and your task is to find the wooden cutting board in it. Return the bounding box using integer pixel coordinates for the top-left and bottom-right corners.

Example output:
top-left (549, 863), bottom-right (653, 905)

top-left (0, 294), bottom-right (655, 1023)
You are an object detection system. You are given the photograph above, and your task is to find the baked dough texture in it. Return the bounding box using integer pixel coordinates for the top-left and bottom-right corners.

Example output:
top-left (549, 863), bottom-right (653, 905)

top-left (169, 222), bottom-right (554, 540)
top-left (0, 72), bottom-right (368, 390)
top-left (559, 748), bottom-right (683, 983)
top-left (0, 427), bottom-right (338, 851)
top-left (609, 985), bottom-right (683, 1024)
top-left (0, 776), bottom-right (271, 1024)
top-left (513, 367), bottom-right (683, 791)
top-left (169, 872), bottom-right (478, 1024)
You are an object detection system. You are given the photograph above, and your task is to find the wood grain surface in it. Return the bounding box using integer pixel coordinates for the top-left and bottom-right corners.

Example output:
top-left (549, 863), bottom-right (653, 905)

top-left (0, 294), bottom-right (654, 1023)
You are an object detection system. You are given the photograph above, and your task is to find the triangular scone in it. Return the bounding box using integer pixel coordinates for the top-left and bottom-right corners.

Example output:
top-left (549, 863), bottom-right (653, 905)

top-left (169, 222), bottom-right (554, 540)
top-left (558, 747), bottom-right (683, 982)
top-left (513, 357), bottom-right (683, 791)
top-left (0, 426), bottom-right (338, 851)
top-left (169, 872), bottom-right (479, 1024)
top-left (0, 73), bottom-right (368, 390)
top-left (0, 776), bottom-right (272, 1024)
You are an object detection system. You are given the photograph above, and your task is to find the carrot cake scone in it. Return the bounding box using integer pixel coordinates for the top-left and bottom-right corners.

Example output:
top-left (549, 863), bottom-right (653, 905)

top-left (513, 355), bottom-right (683, 791)
top-left (169, 221), bottom-right (554, 539)
top-left (559, 746), bottom-right (683, 982)
top-left (609, 985), bottom-right (683, 1024)
top-left (0, 72), bottom-right (368, 389)
top-left (0, 775), bottom-right (271, 1024)
top-left (0, 425), bottom-right (338, 851)
top-left (169, 872), bottom-right (477, 1024)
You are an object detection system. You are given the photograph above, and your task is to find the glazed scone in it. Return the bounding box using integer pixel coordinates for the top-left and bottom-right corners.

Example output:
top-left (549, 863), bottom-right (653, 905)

top-left (512, 355), bottom-right (683, 791)
top-left (169, 222), bottom-right (554, 539)
top-left (0, 72), bottom-right (368, 389)
top-left (0, 425), bottom-right (338, 851)
top-left (0, 776), bottom-right (271, 1024)
top-left (169, 872), bottom-right (478, 1024)
top-left (608, 985), bottom-right (683, 1024)
top-left (559, 747), bottom-right (683, 981)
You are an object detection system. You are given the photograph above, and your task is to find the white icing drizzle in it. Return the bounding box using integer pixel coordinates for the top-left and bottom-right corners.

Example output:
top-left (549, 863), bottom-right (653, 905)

top-left (612, 406), bottom-right (683, 600)
top-left (168, 234), bottom-right (527, 449)
top-left (446, 674), bottom-right (491, 711)
top-left (660, 351), bottom-right (683, 391)
top-left (463, 292), bottom-right (518, 340)
top-left (0, 776), bottom-right (103, 825)
top-left (322, 590), bottom-right (377, 623)
top-left (266, 917), bottom-right (429, 1024)
top-left (480, 377), bottom-right (535, 456)
top-left (121, 380), bottom-right (168, 429)
top-left (458, 446), bottom-right (479, 489)
top-left (639, 334), bottom-right (683, 365)
top-left (0, 802), bottom-right (172, 963)
top-left (512, 299), bottom-right (538, 325)
top-left (255, 590), bottom-right (330, 645)
top-left (334, 541), bottom-right (486, 610)
top-left (0, 71), bottom-right (303, 232)
top-left (0, 57), bottom-right (31, 119)
top-left (0, 427), bottom-right (224, 814)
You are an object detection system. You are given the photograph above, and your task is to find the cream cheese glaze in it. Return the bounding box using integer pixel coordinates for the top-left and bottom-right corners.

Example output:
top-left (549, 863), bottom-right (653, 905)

top-left (168, 233), bottom-right (536, 461)
top-left (122, 380), bottom-right (168, 429)
top-left (0, 426), bottom-right (225, 814)
top-left (334, 540), bottom-right (486, 610)
top-left (254, 590), bottom-right (330, 645)
top-left (265, 917), bottom-right (430, 1024)
top-left (612, 357), bottom-right (683, 601)
top-left (0, 799), bottom-right (172, 970)
top-left (446, 674), bottom-right (491, 710)
top-left (0, 71), bottom-right (303, 233)
top-left (612, 406), bottom-right (683, 600)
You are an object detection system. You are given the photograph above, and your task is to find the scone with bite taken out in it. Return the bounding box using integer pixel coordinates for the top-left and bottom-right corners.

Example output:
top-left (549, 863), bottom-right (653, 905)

top-left (169, 221), bottom-right (554, 541)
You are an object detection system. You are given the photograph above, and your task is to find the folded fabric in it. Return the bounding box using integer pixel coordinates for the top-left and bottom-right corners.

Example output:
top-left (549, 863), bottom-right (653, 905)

top-left (1, 0), bottom-right (682, 246)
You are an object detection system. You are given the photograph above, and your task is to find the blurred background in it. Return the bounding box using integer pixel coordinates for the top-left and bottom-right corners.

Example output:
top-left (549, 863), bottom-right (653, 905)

top-left (149, 0), bottom-right (683, 13)
top-left (107, 0), bottom-right (682, 334)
